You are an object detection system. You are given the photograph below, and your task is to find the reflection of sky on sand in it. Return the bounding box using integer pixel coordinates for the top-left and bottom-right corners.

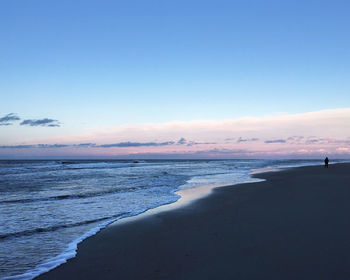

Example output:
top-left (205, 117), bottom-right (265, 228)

top-left (114, 162), bottom-right (336, 228)
top-left (111, 184), bottom-right (217, 227)
top-left (250, 167), bottom-right (282, 175)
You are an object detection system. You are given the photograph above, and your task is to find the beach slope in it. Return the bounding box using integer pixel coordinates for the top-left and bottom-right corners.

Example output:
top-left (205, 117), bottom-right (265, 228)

top-left (37, 163), bottom-right (350, 280)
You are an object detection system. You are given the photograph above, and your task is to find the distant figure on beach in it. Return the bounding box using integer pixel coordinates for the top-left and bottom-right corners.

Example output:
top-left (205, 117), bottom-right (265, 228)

top-left (324, 157), bottom-right (329, 168)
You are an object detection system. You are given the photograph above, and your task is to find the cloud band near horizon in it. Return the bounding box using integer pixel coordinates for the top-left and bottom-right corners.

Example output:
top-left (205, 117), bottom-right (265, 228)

top-left (0, 108), bottom-right (350, 158)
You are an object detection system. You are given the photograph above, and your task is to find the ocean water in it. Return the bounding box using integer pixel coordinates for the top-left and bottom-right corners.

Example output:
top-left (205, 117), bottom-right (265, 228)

top-left (0, 159), bottom-right (339, 279)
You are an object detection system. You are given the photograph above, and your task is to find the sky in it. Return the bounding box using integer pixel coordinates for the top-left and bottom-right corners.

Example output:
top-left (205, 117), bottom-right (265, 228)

top-left (1, 0), bottom-right (350, 159)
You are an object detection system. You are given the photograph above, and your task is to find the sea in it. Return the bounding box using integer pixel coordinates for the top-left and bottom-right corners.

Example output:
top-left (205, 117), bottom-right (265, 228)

top-left (0, 159), bottom-right (343, 279)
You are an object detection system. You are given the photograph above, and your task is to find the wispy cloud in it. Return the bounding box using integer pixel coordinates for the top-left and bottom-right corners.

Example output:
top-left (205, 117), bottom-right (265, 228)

top-left (0, 144), bottom-right (69, 149)
top-left (37, 144), bottom-right (69, 148)
top-left (98, 141), bottom-right (175, 148)
top-left (264, 139), bottom-right (287, 144)
top-left (0, 145), bottom-right (36, 149)
top-left (237, 137), bottom-right (259, 143)
top-left (1, 108), bottom-right (350, 158)
top-left (0, 113), bottom-right (20, 126)
top-left (0, 137), bottom-right (219, 150)
top-left (286, 136), bottom-right (305, 144)
top-left (177, 138), bottom-right (187, 145)
top-left (176, 138), bottom-right (216, 146)
top-left (0, 114), bottom-right (62, 127)
top-left (76, 143), bottom-right (97, 147)
top-left (20, 118), bottom-right (60, 127)
top-left (0, 140), bottom-right (181, 149)
top-left (72, 108), bottom-right (350, 146)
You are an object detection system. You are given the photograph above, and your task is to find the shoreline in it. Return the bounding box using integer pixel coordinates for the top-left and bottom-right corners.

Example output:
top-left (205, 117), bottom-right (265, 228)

top-left (5, 162), bottom-right (267, 280)
top-left (8, 177), bottom-right (260, 280)
top-left (35, 162), bottom-right (350, 279)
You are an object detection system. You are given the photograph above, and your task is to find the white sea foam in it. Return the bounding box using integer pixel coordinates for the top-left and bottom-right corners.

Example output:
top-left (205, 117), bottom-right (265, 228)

top-left (2, 216), bottom-right (127, 280)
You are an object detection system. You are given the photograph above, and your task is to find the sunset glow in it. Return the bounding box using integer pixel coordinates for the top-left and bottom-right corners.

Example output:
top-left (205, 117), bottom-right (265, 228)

top-left (1, 108), bottom-right (349, 159)
top-left (1, 0), bottom-right (349, 159)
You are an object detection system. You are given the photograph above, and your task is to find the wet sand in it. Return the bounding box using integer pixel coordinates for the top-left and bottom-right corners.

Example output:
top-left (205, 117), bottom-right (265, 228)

top-left (37, 163), bottom-right (350, 280)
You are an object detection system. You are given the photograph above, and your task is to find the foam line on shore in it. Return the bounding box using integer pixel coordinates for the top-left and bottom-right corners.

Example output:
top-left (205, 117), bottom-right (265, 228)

top-left (2, 218), bottom-right (120, 280)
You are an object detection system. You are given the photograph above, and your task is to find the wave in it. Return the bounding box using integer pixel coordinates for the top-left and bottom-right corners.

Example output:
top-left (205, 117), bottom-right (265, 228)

top-left (0, 212), bottom-right (130, 240)
top-left (0, 161), bottom-right (150, 176)
top-left (1, 214), bottom-right (130, 280)
top-left (0, 185), bottom-right (152, 204)
top-left (2, 198), bottom-right (179, 280)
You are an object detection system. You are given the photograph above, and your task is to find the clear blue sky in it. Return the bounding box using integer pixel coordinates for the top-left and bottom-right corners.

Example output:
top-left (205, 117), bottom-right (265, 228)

top-left (1, 0), bottom-right (350, 142)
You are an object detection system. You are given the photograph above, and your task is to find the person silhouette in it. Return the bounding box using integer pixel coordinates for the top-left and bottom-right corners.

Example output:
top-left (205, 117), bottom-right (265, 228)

top-left (324, 157), bottom-right (329, 168)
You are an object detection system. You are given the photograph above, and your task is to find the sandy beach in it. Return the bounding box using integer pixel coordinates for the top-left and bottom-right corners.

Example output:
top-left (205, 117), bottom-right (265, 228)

top-left (36, 163), bottom-right (350, 280)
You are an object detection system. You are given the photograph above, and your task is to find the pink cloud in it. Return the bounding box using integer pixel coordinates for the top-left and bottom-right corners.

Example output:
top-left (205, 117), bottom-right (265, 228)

top-left (1, 108), bottom-right (350, 158)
